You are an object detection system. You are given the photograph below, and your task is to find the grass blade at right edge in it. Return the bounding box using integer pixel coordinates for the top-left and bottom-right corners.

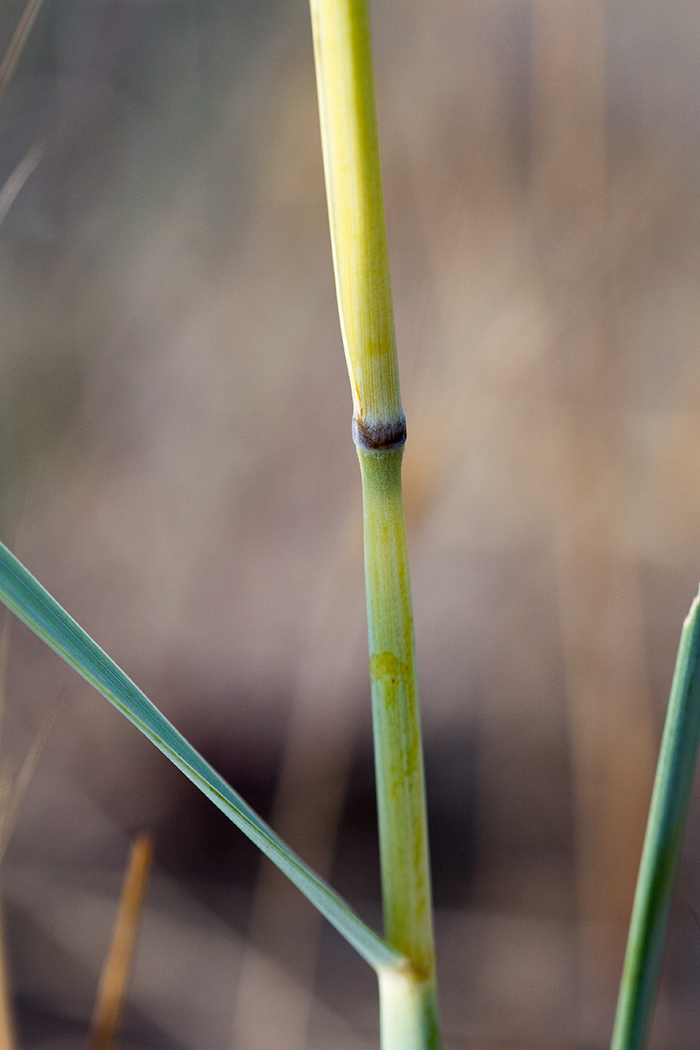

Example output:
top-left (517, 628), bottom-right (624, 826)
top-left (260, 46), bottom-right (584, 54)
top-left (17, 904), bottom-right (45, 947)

top-left (0, 541), bottom-right (403, 975)
top-left (611, 587), bottom-right (700, 1050)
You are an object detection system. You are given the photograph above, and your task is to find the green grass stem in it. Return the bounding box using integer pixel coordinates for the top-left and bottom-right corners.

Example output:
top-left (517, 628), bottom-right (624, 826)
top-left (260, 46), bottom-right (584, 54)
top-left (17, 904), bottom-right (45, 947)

top-left (309, 0), bottom-right (439, 1045)
top-left (360, 448), bottom-right (434, 973)
top-left (611, 588), bottom-right (700, 1050)
top-left (378, 964), bottom-right (440, 1050)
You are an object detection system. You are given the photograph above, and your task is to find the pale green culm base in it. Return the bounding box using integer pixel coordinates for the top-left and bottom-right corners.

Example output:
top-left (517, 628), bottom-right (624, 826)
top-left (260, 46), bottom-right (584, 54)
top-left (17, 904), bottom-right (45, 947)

top-left (378, 967), bottom-right (440, 1050)
top-left (359, 447), bottom-right (436, 975)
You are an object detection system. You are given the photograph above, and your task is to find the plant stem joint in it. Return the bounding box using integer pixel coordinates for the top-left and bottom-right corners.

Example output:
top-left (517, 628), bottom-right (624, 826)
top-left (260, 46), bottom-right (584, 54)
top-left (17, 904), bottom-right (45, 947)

top-left (353, 414), bottom-right (407, 451)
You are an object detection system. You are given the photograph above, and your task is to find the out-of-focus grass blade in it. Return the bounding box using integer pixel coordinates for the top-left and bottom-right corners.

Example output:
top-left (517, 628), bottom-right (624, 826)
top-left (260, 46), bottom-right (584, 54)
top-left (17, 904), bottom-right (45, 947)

top-left (0, 684), bottom-right (63, 863)
top-left (0, 142), bottom-right (44, 226)
top-left (90, 834), bottom-right (154, 1050)
top-left (611, 588), bottom-right (700, 1050)
top-left (0, 0), bottom-right (47, 107)
top-left (0, 899), bottom-right (17, 1050)
top-left (0, 541), bottom-right (403, 974)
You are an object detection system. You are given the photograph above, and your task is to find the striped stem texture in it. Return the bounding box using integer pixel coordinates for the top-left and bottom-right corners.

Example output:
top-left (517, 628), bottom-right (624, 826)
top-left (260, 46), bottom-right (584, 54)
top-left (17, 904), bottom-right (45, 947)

top-left (310, 0), bottom-right (439, 1046)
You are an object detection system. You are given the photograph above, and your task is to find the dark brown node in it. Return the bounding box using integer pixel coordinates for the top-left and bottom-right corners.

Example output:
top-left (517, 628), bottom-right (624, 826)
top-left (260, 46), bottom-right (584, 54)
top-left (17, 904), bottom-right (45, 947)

top-left (352, 414), bottom-right (407, 451)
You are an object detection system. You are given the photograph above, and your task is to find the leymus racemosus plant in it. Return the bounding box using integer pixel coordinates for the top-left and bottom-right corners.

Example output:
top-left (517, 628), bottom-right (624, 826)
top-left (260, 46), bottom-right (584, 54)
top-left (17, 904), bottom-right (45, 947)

top-left (309, 0), bottom-right (439, 1045)
top-left (1, 1), bottom-right (699, 1047)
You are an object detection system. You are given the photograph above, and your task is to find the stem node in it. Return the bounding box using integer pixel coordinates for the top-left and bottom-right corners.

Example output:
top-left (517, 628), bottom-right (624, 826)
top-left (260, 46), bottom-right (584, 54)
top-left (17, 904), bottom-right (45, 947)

top-left (352, 414), bottom-right (407, 452)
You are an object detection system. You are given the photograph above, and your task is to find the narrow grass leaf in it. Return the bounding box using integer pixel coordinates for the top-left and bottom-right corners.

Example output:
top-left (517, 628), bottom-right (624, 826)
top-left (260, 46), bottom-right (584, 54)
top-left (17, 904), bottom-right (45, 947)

top-left (0, 541), bottom-right (403, 973)
top-left (611, 587), bottom-right (700, 1050)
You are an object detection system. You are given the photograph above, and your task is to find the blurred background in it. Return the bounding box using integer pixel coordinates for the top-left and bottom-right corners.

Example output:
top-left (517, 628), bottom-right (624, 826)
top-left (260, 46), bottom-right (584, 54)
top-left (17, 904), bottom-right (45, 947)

top-left (0, 0), bottom-right (700, 1047)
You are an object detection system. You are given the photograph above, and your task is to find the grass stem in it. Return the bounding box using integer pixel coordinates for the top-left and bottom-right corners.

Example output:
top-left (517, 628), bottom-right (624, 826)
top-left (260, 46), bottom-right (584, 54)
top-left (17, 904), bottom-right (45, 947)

top-left (359, 448), bottom-right (433, 974)
top-left (309, 0), bottom-right (439, 1044)
top-left (309, 0), bottom-right (402, 439)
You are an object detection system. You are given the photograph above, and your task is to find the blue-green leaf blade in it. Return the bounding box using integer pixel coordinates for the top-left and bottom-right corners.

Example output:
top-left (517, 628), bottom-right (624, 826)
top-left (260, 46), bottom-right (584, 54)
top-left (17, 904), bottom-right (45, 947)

top-left (0, 541), bottom-right (402, 973)
top-left (611, 588), bottom-right (700, 1050)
